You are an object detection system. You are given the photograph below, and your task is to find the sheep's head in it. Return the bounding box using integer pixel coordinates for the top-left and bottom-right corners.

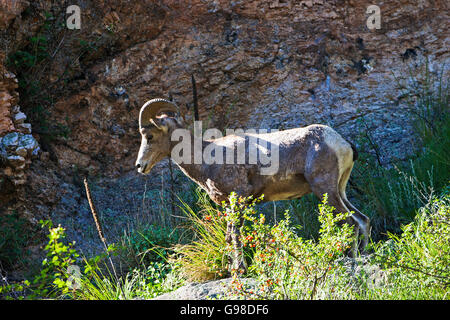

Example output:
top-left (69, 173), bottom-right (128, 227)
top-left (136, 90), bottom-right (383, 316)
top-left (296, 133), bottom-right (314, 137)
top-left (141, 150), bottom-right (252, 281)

top-left (135, 98), bottom-right (181, 174)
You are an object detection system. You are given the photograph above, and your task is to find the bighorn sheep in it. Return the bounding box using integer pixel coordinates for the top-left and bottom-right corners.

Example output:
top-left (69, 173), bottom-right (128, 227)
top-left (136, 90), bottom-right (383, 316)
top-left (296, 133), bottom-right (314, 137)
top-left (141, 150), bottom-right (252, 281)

top-left (135, 98), bottom-right (370, 270)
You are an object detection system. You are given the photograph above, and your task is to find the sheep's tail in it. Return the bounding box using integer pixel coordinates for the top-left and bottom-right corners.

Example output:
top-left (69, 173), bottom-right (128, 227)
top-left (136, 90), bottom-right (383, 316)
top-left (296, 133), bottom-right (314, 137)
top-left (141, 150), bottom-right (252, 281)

top-left (349, 141), bottom-right (359, 161)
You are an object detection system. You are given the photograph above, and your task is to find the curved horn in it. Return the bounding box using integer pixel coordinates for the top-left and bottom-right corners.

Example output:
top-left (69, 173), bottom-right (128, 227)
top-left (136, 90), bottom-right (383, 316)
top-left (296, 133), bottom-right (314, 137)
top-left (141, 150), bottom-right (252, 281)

top-left (139, 98), bottom-right (179, 129)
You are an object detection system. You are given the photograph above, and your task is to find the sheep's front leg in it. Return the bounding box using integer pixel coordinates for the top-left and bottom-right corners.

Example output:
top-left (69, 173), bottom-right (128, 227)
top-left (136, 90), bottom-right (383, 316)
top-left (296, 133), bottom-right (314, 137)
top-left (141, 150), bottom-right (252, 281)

top-left (226, 217), bottom-right (246, 274)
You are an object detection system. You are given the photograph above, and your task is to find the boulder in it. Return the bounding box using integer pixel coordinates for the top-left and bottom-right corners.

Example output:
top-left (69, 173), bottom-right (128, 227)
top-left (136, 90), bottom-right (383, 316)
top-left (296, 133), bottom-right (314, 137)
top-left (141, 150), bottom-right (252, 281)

top-left (153, 278), bottom-right (258, 300)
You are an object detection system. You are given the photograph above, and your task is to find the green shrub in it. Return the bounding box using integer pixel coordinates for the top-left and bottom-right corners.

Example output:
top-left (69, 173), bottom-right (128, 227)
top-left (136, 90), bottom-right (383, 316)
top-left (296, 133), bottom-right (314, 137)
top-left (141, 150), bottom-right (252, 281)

top-left (119, 224), bottom-right (182, 270)
top-left (29, 220), bottom-right (80, 298)
top-left (267, 194), bottom-right (321, 240)
top-left (0, 219), bottom-right (184, 300)
top-left (368, 193), bottom-right (450, 299)
top-left (1, 220), bottom-right (81, 299)
top-left (70, 259), bottom-right (183, 300)
top-left (228, 194), bottom-right (354, 299)
top-left (221, 190), bottom-right (450, 300)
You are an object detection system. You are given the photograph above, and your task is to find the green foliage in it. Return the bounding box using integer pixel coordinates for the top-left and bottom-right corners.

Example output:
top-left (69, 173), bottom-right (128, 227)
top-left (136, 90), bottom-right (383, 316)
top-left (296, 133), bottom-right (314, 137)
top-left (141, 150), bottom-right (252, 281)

top-left (71, 260), bottom-right (183, 300)
top-left (270, 194), bottom-right (321, 240)
top-left (371, 194), bottom-right (450, 297)
top-left (411, 113), bottom-right (450, 193)
top-left (8, 35), bottom-right (49, 70)
top-left (64, 221), bottom-right (185, 300)
top-left (351, 158), bottom-right (435, 236)
top-left (78, 39), bottom-right (98, 54)
top-left (0, 279), bottom-right (31, 300)
top-left (1, 220), bottom-right (80, 299)
top-left (173, 188), bottom-right (229, 281)
top-left (128, 262), bottom-right (184, 299)
top-left (0, 213), bottom-right (36, 270)
top-left (119, 224), bottom-right (182, 270)
top-left (7, 15), bottom-right (51, 85)
top-left (0, 219), bottom-right (184, 300)
top-left (339, 192), bottom-right (450, 300)
top-left (29, 220), bottom-right (80, 298)
top-left (229, 194), bottom-right (354, 299)
top-left (221, 191), bottom-right (450, 300)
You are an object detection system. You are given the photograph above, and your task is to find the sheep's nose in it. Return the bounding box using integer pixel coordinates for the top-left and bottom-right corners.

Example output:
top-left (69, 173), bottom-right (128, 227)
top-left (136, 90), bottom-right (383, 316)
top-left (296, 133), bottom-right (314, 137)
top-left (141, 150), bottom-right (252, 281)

top-left (136, 163), bottom-right (141, 169)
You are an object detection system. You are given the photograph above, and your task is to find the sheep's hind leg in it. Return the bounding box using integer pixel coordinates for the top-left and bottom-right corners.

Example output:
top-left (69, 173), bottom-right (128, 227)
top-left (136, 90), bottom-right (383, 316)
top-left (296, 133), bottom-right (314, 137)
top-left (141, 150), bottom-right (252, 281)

top-left (341, 196), bottom-right (370, 252)
top-left (309, 182), bottom-right (360, 257)
top-left (304, 150), bottom-right (360, 257)
top-left (338, 166), bottom-right (371, 252)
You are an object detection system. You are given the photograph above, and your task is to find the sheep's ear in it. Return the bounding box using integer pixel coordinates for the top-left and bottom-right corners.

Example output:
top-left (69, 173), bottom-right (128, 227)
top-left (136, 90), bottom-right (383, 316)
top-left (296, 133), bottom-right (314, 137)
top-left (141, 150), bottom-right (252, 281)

top-left (150, 118), bottom-right (169, 133)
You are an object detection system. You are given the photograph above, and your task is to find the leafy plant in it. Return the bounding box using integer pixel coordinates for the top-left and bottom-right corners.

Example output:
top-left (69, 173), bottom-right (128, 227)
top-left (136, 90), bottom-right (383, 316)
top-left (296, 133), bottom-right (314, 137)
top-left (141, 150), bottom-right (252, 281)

top-left (229, 194), bottom-right (355, 300)
top-left (119, 224), bottom-right (182, 270)
top-left (29, 220), bottom-right (80, 298)
top-left (0, 219), bottom-right (184, 300)
top-left (373, 194), bottom-right (450, 293)
top-left (71, 260), bottom-right (183, 300)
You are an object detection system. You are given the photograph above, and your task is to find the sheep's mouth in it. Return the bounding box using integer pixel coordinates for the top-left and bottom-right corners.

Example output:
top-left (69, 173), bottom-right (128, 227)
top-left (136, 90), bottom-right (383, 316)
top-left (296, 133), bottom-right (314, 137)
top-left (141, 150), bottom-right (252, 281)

top-left (137, 163), bottom-right (151, 174)
top-left (137, 153), bottom-right (160, 175)
top-left (141, 163), bottom-right (151, 174)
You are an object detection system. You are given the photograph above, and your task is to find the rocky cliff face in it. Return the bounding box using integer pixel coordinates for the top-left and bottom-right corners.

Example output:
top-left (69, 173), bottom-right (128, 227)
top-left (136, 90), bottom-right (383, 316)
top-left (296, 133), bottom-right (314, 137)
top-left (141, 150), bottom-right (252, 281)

top-left (0, 52), bottom-right (39, 199)
top-left (0, 0), bottom-right (448, 266)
